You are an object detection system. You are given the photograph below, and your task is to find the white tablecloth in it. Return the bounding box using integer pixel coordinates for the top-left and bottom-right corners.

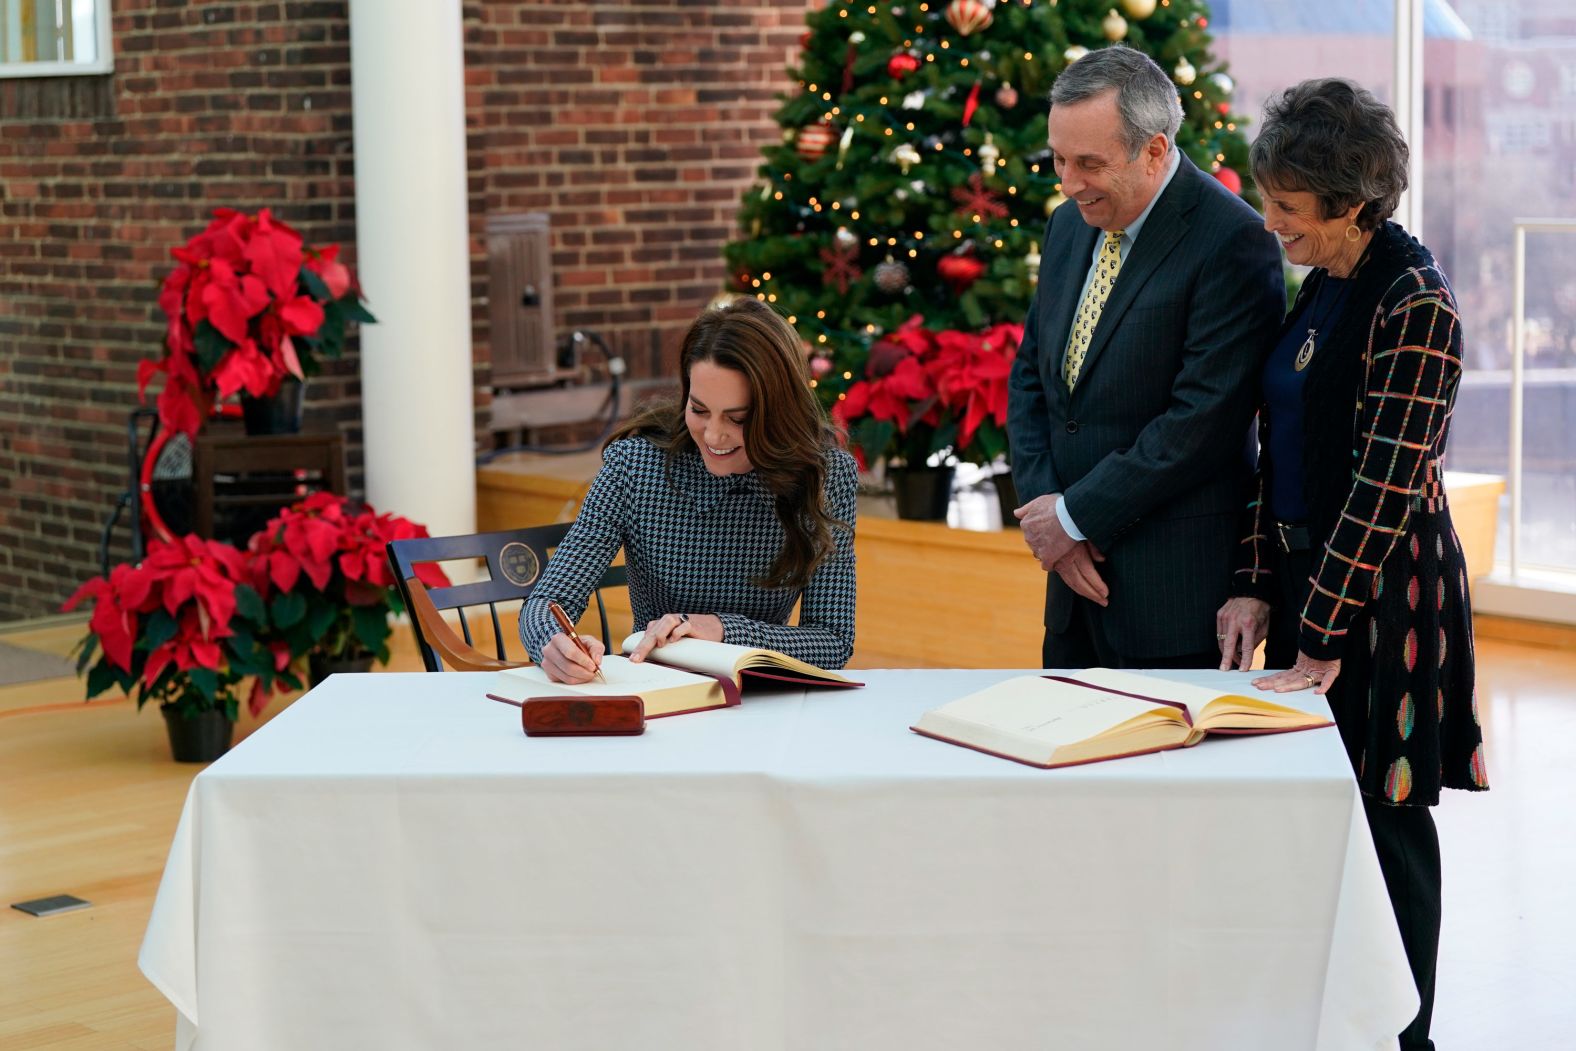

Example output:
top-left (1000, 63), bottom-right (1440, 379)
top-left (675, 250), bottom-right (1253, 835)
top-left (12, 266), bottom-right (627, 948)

top-left (139, 670), bottom-right (1416, 1051)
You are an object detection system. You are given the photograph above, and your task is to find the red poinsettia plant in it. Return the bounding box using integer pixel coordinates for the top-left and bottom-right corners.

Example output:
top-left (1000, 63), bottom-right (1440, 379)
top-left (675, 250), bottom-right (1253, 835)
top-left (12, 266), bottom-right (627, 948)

top-left (141, 208), bottom-right (375, 437)
top-left (834, 316), bottom-right (1022, 469)
top-left (246, 492), bottom-right (450, 674)
top-left (65, 535), bottom-right (301, 720)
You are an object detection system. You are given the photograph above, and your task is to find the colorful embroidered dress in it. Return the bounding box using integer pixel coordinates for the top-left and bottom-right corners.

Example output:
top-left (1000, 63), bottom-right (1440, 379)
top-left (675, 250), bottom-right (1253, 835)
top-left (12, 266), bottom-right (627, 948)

top-left (1232, 222), bottom-right (1488, 806)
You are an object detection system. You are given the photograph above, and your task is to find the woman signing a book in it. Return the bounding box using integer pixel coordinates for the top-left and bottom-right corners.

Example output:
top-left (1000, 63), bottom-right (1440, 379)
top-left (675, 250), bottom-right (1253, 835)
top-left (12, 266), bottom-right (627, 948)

top-left (1214, 80), bottom-right (1487, 1051)
top-left (519, 297), bottom-right (858, 683)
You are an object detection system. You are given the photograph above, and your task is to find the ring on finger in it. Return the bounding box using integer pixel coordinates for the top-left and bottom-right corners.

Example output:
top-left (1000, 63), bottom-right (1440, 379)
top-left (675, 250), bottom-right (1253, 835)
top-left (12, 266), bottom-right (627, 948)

top-left (1304, 673), bottom-right (1316, 688)
top-left (679, 613), bottom-right (689, 623)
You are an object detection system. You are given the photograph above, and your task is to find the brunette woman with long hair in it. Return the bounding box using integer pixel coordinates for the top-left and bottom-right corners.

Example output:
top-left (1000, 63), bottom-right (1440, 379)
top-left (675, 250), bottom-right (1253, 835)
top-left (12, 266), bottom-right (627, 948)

top-left (520, 297), bottom-right (858, 682)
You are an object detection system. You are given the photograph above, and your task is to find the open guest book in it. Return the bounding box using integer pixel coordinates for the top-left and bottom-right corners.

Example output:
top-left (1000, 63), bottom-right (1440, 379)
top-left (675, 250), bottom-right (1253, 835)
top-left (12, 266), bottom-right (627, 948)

top-left (489, 635), bottom-right (860, 718)
top-left (910, 667), bottom-right (1333, 768)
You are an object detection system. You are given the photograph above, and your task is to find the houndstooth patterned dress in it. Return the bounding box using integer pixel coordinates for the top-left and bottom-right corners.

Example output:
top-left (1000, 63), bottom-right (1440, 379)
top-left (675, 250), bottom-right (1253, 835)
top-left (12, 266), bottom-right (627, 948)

top-left (519, 436), bottom-right (858, 669)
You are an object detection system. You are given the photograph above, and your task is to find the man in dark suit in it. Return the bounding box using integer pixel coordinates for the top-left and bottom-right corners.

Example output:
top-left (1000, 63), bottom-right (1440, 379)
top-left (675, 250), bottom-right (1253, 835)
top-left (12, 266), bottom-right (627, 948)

top-left (1007, 45), bottom-right (1284, 670)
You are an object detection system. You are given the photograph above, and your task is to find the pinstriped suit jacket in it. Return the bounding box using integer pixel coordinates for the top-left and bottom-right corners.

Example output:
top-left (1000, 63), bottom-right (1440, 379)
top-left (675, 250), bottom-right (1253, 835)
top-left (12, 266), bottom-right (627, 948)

top-left (1007, 155), bottom-right (1284, 659)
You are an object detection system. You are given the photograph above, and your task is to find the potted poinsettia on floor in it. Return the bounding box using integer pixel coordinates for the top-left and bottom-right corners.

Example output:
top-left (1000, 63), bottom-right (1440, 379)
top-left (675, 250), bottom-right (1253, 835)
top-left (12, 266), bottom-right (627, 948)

top-left (65, 535), bottom-right (302, 762)
top-left (245, 492), bottom-right (450, 685)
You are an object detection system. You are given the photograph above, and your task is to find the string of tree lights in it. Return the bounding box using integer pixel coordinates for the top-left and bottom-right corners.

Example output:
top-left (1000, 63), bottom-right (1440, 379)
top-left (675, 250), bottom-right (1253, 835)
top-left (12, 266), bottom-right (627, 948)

top-left (723, 0), bottom-right (1253, 468)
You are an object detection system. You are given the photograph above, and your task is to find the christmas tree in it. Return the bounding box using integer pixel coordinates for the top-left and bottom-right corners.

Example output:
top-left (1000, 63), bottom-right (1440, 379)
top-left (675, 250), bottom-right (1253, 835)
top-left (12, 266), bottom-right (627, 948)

top-left (724, 0), bottom-right (1252, 469)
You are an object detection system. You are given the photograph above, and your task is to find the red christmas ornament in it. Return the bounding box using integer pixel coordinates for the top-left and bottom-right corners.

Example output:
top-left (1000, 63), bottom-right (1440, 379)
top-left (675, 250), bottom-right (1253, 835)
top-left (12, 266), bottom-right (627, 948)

top-left (1217, 102), bottom-right (1231, 115)
top-left (962, 78), bottom-right (982, 127)
top-left (1214, 167), bottom-right (1243, 195)
top-left (796, 122), bottom-right (836, 160)
top-left (799, 31), bottom-right (811, 50)
top-left (945, 0), bottom-right (995, 36)
top-left (995, 82), bottom-right (1020, 109)
top-left (819, 244), bottom-right (864, 294)
top-left (810, 356), bottom-right (833, 379)
top-left (951, 173), bottom-right (1009, 220)
top-left (1198, 17), bottom-right (1209, 28)
top-left (888, 52), bottom-right (920, 79)
top-left (937, 251), bottom-right (986, 294)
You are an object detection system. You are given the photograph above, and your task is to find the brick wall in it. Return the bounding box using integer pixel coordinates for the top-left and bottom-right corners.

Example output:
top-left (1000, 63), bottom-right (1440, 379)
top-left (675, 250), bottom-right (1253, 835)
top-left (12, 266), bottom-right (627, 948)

top-left (464, 1), bottom-right (804, 432)
top-left (0, 0), bottom-right (803, 622)
top-left (0, 0), bottom-right (361, 622)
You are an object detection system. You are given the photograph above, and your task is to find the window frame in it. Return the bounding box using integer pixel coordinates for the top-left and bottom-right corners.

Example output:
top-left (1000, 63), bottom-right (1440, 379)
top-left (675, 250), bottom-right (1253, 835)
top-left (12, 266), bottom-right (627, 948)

top-left (0, 0), bottom-right (113, 79)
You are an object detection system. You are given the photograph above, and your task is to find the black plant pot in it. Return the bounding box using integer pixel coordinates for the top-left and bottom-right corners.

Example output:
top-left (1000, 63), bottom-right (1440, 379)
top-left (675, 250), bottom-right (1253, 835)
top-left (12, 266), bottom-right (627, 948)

top-left (309, 653), bottom-right (376, 687)
top-left (162, 706), bottom-right (234, 763)
top-left (889, 464), bottom-right (955, 521)
top-left (241, 378), bottom-right (305, 435)
top-left (994, 471), bottom-right (1020, 529)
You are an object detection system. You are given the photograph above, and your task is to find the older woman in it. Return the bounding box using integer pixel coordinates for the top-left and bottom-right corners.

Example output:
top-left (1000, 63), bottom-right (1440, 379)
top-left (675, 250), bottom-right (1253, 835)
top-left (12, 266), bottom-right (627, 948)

top-left (1216, 79), bottom-right (1487, 1051)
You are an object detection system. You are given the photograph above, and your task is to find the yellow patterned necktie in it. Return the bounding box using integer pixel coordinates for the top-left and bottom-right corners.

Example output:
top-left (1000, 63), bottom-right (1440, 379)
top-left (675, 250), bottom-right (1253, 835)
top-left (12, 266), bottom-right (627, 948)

top-left (1063, 229), bottom-right (1124, 388)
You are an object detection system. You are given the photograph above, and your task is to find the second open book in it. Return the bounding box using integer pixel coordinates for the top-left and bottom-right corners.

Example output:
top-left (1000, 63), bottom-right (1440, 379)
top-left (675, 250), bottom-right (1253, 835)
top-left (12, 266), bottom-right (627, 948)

top-left (491, 635), bottom-right (860, 718)
top-left (911, 668), bottom-right (1333, 768)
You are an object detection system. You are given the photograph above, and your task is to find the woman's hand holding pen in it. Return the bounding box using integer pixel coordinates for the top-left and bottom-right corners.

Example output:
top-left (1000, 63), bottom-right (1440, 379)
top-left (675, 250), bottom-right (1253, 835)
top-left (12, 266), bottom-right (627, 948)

top-left (541, 631), bottom-right (607, 684)
top-left (628, 612), bottom-right (724, 663)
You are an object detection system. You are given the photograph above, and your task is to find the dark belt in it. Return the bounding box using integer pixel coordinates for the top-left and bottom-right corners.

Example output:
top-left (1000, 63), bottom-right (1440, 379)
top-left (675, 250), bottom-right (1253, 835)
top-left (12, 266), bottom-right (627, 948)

top-left (1272, 520), bottom-right (1311, 553)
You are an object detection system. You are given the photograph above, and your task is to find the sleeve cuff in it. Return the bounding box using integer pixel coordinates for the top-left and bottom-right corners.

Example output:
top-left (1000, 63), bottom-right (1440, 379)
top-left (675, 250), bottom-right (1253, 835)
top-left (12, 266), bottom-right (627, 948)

top-left (1054, 496), bottom-right (1086, 542)
top-left (1297, 627), bottom-right (1346, 661)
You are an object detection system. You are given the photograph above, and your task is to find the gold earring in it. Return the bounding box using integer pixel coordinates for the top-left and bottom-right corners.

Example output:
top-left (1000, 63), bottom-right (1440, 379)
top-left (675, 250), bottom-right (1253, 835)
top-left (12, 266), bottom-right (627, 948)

top-left (1345, 223), bottom-right (1362, 242)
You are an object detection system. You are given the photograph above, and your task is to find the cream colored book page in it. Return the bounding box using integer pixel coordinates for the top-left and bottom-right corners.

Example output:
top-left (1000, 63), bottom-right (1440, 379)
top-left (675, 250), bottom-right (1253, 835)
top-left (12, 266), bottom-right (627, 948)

top-left (493, 654), bottom-right (710, 699)
top-left (619, 633), bottom-right (852, 683)
top-left (1068, 668), bottom-right (1227, 723)
top-left (920, 675), bottom-right (1169, 748)
top-left (620, 633), bottom-right (747, 680)
top-left (1069, 668), bottom-right (1312, 731)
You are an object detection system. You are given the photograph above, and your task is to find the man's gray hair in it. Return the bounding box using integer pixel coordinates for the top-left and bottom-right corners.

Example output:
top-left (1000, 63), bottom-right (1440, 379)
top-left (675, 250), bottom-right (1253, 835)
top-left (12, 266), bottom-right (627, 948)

top-left (1050, 44), bottom-right (1182, 159)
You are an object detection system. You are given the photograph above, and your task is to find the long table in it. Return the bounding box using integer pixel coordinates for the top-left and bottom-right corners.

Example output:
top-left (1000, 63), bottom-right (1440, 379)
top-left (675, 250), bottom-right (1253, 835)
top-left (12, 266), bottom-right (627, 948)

top-left (139, 670), bottom-right (1416, 1050)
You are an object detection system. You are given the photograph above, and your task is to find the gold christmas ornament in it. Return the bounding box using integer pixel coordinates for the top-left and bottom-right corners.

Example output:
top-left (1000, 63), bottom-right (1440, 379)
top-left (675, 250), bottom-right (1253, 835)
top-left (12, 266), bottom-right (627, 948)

top-left (945, 0), bottom-right (996, 36)
top-left (1173, 58), bottom-right (1197, 86)
top-left (1120, 0), bottom-right (1157, 18)
top-left (1064, 45), bottom-right (1089, 64)
top-left (977, 133), bottom-right (1000, 169)
top-left (1025, 246), bottom-right (1042, 285)
top-left (836, 125), bottom-right (855, 169)
top-left (1045, 190), bottom-right (1068, 216)
top-left (1102, 9), bottom-right (1128, 41)
top-left (892, 143), bottom-right (923, 174)
top-left (797, 122), bottom-right (837, 159)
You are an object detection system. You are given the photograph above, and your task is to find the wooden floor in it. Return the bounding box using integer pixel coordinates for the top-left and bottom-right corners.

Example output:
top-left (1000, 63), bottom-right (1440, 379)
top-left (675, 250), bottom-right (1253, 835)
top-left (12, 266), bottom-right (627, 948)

top-left (0, 619), bottom-right (1570, 1048)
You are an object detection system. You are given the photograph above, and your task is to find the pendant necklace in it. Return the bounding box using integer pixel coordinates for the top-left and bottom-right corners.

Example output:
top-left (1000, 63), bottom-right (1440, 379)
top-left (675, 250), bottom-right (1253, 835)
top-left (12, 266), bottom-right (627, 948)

top-left (1294, 243), bottom-right (1369, 372)
top-left (1294, 277), bottom-right (1354, 372)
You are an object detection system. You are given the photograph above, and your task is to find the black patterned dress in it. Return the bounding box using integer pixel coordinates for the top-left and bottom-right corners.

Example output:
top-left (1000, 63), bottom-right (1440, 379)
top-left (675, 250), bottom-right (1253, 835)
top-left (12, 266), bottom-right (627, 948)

top-left (519, 436), bottom-right (859, 669)
top-left (1232, 223), bottom-right (1488, 807)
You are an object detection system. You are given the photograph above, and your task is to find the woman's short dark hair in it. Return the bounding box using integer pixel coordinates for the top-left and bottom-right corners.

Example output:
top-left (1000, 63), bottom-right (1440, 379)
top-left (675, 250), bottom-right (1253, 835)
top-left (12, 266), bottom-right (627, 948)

top-left (1250, 78), bottom-right (1409, 231)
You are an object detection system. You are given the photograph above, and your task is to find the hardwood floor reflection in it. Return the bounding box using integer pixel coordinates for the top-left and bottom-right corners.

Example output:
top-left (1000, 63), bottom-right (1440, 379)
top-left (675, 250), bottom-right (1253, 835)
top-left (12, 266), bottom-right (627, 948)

top-left (1432, 637), bottom-right (1576, 1046)
top-left (0, 624), bottom-right (1569, 1048)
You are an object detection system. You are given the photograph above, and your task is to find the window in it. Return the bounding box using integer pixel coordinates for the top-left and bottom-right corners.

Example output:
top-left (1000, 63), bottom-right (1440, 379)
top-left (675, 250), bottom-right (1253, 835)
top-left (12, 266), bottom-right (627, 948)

top-left (0, 0), bottom-right (112, 78)
top-left (1428, 0), bottom-right (1576, 586)
top-left (1209, 2), bottom-right (1396, 136)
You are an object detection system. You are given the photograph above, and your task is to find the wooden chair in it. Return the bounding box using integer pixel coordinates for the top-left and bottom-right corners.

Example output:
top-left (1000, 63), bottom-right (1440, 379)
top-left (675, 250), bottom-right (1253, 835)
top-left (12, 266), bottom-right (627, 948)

top-left (386, 524), bottom-right (628, 673)
top-left (193, 433), bottom-right (346, 546)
